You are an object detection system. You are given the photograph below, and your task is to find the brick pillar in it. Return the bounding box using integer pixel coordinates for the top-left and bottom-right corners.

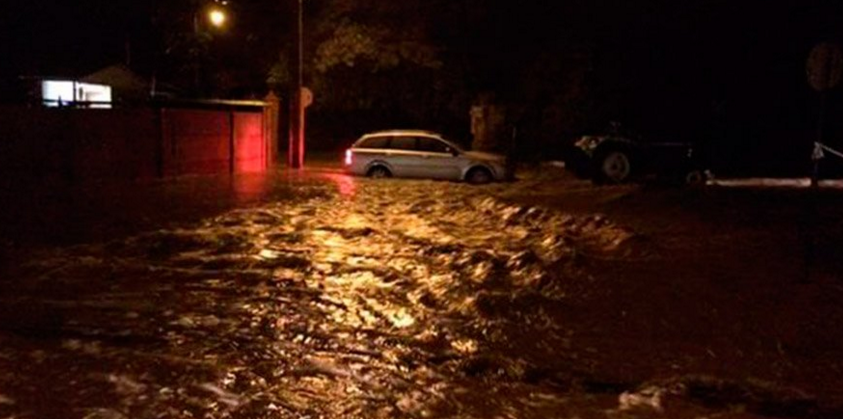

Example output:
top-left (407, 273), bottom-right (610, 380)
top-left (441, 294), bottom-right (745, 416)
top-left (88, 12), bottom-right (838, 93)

top-left (263, 92), bottom-right (281, 168)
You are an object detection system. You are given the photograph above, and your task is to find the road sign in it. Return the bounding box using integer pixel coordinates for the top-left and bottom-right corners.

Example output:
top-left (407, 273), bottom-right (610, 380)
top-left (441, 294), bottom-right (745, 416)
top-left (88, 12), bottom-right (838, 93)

top-left (807, 42), bottom-right (843, 91)
top-left (302, 87), bottom-right (313, 108)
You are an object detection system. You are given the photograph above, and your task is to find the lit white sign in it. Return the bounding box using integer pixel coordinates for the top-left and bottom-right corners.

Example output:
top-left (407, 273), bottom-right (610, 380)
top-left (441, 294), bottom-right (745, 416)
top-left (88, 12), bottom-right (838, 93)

top-left (41, 80), bottom-right (112, 108)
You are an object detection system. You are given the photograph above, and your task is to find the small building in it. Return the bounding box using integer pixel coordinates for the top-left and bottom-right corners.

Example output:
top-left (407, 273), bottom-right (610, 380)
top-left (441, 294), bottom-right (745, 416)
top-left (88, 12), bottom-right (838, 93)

top-left (20, 64), bottom-right (179, 108)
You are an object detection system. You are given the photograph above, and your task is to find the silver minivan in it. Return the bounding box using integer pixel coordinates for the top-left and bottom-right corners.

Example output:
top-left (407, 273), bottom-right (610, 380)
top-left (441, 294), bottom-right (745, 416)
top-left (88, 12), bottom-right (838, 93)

top-left (344, 130), bottom-right (509, 184)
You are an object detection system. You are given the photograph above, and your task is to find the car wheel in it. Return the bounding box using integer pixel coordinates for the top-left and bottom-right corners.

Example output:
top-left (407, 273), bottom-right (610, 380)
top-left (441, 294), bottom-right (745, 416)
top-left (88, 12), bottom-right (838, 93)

top-left (595, 150), bottom-right (632, 183)
top-left (466, 167), bottom-right (493, 185)
top-left (684, 169), bottom-right (706, 186)
top-left (367, 166), bottom-right (392, 178)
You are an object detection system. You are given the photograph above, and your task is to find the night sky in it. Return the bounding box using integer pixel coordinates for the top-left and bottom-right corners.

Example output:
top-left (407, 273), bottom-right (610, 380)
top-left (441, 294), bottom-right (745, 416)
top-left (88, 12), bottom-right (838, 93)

top-left (1, 0), bottom-right (150, 77)
top-left (3, 1), bottom-right (840, 79)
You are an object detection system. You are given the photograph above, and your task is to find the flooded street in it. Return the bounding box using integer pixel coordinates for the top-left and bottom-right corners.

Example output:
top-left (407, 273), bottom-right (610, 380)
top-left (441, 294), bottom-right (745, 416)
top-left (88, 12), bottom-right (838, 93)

top-left (1, 170), bottom-right (842, 418)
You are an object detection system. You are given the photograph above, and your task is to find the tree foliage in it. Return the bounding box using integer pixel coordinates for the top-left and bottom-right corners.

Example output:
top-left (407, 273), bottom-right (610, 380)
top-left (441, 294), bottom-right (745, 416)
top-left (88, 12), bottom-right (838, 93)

top-left (303, 0), bottom-right (468, 139)
top-left (313, 19), bottom-right (441, 73)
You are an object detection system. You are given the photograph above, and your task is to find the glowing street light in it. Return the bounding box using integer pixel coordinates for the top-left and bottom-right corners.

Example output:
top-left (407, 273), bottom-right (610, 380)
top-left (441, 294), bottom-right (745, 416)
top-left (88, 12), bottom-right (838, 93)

top-left (208, 8), bottom-right (226, 28)
top-left (193, 4), bottom-right (228, 33)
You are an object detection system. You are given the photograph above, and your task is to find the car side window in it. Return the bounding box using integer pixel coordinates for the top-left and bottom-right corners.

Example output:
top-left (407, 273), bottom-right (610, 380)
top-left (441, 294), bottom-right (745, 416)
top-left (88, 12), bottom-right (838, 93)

top-left (358, 136), bottom-right (390, 149)
top-left (390, 136), bottom-right (417, 151)
top-left (417, 137), bottom-right (451, 153)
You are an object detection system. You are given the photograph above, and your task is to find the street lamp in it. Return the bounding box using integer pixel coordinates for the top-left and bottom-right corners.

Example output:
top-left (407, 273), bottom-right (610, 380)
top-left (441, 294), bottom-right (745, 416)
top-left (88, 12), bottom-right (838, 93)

top-left (189, 3), bottom-right (228, 95)
top-left (208, 8), bottom-right (227, 28)
top-left (194, 4), bottom-right (228, 33)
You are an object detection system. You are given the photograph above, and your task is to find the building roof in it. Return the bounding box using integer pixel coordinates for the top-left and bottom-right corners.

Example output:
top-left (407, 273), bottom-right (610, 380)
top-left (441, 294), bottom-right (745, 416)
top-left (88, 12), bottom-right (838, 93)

top-left (81, 64), bottom-right (148, 93)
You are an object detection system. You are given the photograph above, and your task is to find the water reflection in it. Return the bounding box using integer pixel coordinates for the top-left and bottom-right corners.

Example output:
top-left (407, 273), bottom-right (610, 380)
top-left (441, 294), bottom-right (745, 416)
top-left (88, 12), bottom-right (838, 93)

top-left (0, 177), bottom-right (661, 419)
top-left (322, 172), bottom-right (357, 198)
top-left (229, 172), bottom-right (273, 205)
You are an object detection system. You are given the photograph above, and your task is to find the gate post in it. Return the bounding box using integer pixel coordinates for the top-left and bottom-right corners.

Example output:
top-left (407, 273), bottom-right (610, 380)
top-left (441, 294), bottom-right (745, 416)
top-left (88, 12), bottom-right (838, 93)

top-left (263, 92), bottom-right (280, 168)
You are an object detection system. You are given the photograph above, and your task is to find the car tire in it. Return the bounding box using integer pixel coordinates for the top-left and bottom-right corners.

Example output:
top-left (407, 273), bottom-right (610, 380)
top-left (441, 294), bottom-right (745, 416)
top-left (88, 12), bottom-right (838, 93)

top-left (684, 169), bottom-right (706, 186)
top-left (466, 167), bottom-right (493, 185)
top-left (367, 166), bottom-right (392, 178)
top-left (594, 149), bottom-right (633, 184)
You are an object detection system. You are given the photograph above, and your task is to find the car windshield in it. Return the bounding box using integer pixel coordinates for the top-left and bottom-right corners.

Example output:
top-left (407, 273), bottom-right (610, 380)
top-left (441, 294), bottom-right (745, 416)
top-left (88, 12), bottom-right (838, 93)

top-left (417, 137), bottom-right (452, 153)
top-left (436, 137), bottom-right (464, 153)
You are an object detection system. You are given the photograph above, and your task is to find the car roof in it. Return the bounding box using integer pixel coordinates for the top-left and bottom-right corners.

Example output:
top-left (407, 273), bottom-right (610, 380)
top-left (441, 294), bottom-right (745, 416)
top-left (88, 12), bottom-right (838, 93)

top-left (353, 130), bottom-right (464, 151)
top-left (359, 129), bottom-right (443, 138)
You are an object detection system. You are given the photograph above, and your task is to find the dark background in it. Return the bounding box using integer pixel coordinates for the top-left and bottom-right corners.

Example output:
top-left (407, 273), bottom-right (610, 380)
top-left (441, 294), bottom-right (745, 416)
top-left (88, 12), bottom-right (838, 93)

top-left (1, 0), bottom-right (843, 176)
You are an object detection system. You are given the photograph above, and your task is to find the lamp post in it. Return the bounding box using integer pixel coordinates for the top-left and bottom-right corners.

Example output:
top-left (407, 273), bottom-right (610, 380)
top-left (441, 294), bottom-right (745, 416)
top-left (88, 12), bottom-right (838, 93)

top-left (289, 0), bottom-right (305, 169)
top-left (191, 4), bottom-right (227, 94)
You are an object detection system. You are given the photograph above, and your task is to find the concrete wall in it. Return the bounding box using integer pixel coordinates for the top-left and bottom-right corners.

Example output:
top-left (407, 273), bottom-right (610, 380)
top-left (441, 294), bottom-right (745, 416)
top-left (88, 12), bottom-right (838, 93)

top-left (0, 103), bottom-right (275, 184)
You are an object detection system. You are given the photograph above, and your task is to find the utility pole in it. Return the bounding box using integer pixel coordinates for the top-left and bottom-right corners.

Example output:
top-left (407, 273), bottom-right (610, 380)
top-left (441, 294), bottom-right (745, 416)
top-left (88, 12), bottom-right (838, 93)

top-left (288, 0), bottom-right (305, 169)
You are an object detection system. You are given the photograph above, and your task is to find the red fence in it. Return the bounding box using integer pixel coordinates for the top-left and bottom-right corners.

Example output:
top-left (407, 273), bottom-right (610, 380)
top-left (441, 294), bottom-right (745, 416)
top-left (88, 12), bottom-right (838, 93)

top-left (0, 99), bottom-right (279, 184)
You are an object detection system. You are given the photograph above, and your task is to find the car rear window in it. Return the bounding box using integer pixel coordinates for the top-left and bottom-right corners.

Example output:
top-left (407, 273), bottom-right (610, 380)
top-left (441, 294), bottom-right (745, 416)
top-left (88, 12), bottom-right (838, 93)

top-left (357, 136), bottom-right (390, 149)
top-left (390, 136), bottom-right (417, 151)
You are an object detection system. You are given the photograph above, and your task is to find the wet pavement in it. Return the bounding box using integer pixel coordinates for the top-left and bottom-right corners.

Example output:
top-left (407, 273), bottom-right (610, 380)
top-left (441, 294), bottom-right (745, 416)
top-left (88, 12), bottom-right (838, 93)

top-left (0, 169), bottom-right (837, 418)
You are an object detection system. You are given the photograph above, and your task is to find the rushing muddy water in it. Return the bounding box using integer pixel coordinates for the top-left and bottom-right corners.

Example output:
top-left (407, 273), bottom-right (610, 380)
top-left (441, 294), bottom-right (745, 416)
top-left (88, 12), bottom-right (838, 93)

top-left (0, 173), bottom-right (828, 418)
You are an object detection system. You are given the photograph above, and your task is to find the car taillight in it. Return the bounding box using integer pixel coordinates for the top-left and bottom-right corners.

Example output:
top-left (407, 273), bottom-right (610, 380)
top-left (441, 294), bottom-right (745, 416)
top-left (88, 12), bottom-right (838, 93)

top-left (344, 149), bottom-right (353, 165)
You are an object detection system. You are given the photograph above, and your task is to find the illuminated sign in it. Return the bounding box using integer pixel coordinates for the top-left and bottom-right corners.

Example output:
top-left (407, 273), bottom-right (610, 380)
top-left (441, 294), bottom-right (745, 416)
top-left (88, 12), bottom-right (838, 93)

top-left (41, 80), bottom-right (112, 108)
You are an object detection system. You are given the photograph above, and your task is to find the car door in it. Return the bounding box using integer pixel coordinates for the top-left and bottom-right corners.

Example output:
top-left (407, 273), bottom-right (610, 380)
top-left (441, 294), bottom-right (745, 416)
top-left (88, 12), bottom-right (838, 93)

top-left (415, 136), bottom-right (462, 180)
top-left (353, 135), bottom-right (391, 174)
top-left (385, 135), bottom-right (421, 177)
